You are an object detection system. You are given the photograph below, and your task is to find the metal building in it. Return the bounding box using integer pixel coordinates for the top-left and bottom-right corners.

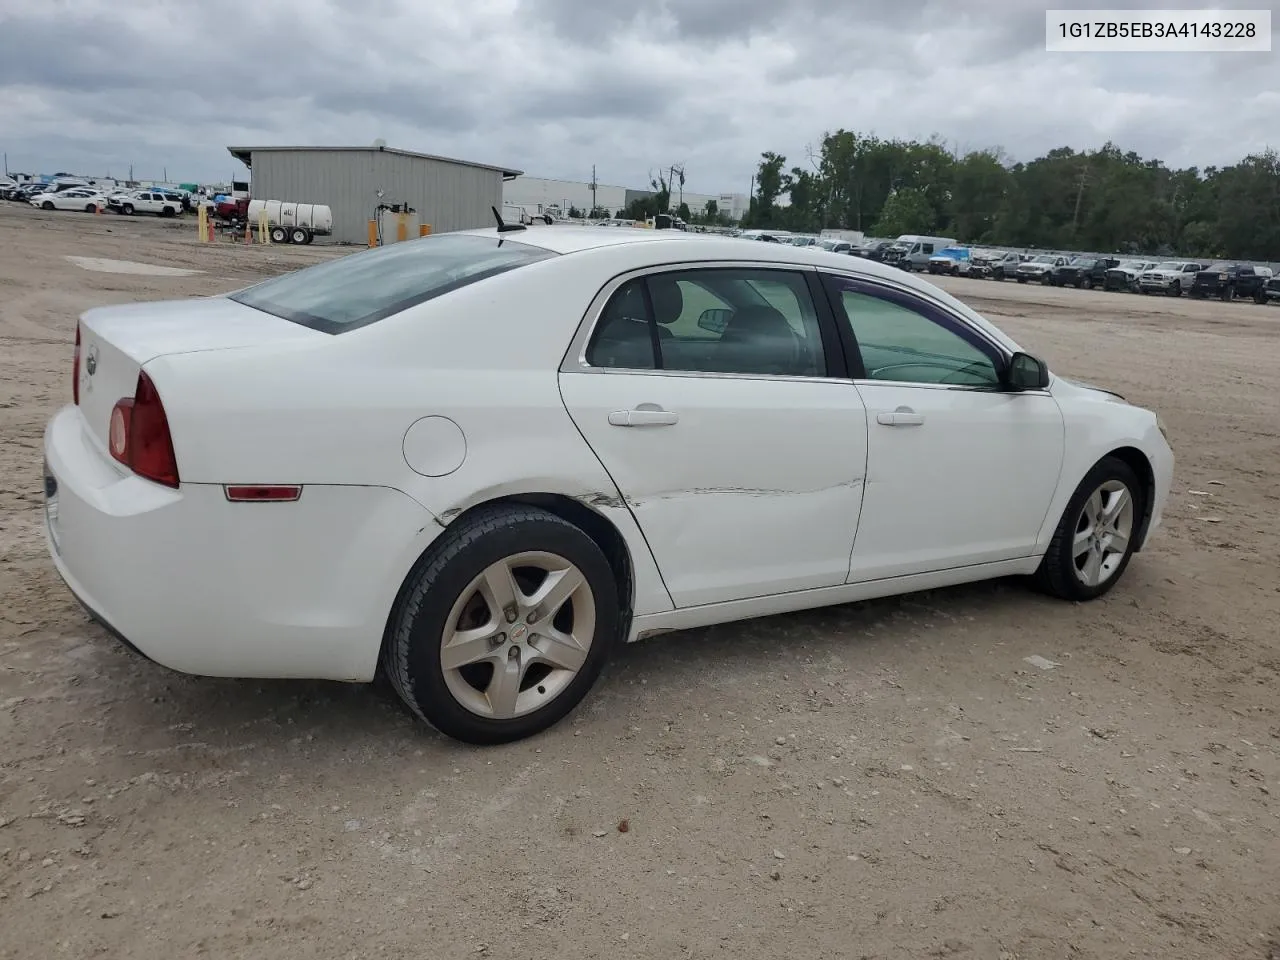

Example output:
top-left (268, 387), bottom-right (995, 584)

top-left (226, 145), bottom-right (523, 245)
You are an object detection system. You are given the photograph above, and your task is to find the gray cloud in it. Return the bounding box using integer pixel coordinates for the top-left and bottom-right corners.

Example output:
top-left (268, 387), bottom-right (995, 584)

top-left (2, 0), bottom-right (1277, 193)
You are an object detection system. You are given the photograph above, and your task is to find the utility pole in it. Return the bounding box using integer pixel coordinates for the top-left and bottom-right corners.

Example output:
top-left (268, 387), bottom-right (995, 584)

top-left (590, 164), bottom-right (597, 215)
top-left (1071, 163), bottom-right (1089, 235)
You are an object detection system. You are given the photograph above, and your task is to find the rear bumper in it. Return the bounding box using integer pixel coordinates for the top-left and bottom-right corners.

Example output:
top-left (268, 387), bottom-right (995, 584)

top-left (43, 405), bottom-right (440, 681)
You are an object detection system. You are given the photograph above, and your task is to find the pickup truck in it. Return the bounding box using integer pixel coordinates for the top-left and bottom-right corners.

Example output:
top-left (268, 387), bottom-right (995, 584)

top-left (1102, 260), bottom-right (1157, 292)
top-left (969, 250), bottom-right (1023, 280)
top-left (1014, 254), bottom-right (1070, 284)
top-left (1189, 262), bottom-right (1274, 302)
top-left (1138, 261), bottom-right (1204, 296)
top-left (926, 247), bottom-right (972, 276)
top-left (1051, 256), bottom-right (1121, 289)
top-left (1261, 275), bottom-right (1280, 305)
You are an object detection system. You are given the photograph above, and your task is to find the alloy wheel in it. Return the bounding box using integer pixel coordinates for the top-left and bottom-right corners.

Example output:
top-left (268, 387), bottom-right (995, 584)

top-left (1072, 480), bottom-right (1135, 588)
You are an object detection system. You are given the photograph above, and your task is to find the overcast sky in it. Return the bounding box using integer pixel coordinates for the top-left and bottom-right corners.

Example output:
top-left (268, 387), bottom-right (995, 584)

top-left (2, 0), bottom-right (1276, 192)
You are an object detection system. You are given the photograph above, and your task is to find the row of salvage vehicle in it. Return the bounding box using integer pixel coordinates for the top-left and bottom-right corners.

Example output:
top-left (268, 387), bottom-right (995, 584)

top-left (852, 239), bottom-right (1279, 304)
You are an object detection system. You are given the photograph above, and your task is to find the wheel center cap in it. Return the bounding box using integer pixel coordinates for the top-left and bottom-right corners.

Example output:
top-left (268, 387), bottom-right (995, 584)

top-left (510, 623), bottom-right (529, 642)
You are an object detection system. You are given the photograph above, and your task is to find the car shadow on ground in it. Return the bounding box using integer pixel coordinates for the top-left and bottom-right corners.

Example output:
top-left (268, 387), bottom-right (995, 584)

top-left (78, 576), bottom-right (1056, 760)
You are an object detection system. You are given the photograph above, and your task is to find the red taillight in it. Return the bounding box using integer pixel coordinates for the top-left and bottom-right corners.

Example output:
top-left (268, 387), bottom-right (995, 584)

top-left (73, 325), bottom-right (81, 405)
top-left (109, 371), bottom-right (179, 488)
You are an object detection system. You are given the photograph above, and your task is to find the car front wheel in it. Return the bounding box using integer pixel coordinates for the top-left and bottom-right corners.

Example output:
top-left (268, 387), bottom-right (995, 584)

top-left (381, 504), bottom-right (620, 744)
top-left (1035, 456), bottom-right (1143, 602)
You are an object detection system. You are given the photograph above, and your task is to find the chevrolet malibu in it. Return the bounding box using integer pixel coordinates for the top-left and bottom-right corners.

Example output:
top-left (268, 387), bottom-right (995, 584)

top-left (43, 226), bottom-right (1174, 744)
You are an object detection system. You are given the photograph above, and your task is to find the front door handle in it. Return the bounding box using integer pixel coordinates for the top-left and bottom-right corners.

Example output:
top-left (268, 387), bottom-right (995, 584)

top-left (876, 407), bottom-right (925, 427)
top-left (609, 408), bottom-right (679, 427)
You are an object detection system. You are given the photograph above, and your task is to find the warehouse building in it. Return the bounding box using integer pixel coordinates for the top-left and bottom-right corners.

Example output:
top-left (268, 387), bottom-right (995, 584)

top-left (227, 144), bottom-right (523, 245)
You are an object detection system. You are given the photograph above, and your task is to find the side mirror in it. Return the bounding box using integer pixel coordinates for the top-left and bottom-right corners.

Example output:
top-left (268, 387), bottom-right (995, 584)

top-left (1005, 352), bottom-right (1050, 390)
top-left (697, 308), bottom-right (733, 334)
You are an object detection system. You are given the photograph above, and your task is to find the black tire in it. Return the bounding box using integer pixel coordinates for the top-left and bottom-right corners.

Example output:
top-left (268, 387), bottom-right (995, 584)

top-left (1041, 273), bottom-right (1054, 286)
top-left (42, 200), bottom-right (55, 210)
top-left (270, 226), bottom-right (288, 243)
top-left (160, 206), bottom-right (175, 217)
top-left (302, 231), bottom-right (315, 245)
top-left (1167, 284), bottom-right (1180, 297)
top-left (1254, 289), bottom-right (1267, 305)
top-left (1035, 455), bottom-right (1144, 602)
top-left (380, 504), bottom-right (620, 745)
top-left (1139, 286), bottom-right (1150, 295)
top-left (85, 204), bottom-right (97, 213)
top-left (290, 227), bottom-right (308, 244)
top-left (1016, 277), bottom-right (1027, 284)
top-left (121, 203), bottom-right (134, 215)
top-left (1082, 277), bottom-right (1092, 289)
top-left (1220, 287), bottom-right (1231, 302)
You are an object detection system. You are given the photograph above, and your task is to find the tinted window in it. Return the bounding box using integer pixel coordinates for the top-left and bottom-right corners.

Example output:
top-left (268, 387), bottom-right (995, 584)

top-left (587, 269), bottom-right (826, 377)
top-left (230, 234), bottom-right (557, 333)
top-left (829, 280), bottom-right (1000, 388)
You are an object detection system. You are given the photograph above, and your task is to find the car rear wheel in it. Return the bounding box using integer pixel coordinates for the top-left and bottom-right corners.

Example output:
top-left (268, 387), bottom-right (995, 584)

top-left (1255, 289), bottom-right (1268, 305)
top-left (290, 227), bottom-right (309, 244)
top-left (1035, 456), bottom-right (1143, 602)
top-left (381, 504), bottom-right (620, 744)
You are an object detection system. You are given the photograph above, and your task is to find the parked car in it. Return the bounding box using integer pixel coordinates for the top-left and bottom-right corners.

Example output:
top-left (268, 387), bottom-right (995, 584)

top-left (108, 190), bottom-right (184, 217)
top-left (43, 228), bottom-right (1173, 744)
top-left (1103, 260), bottom-right (1157, 292)
top-left (854, 239), bottom-right (895, 261)
top-left (1188, 262), bottom-right (1274, 302)
top-left (926, 246), bottom-right (972, 276)
top-left (1015, 254), bottom-right (1070, 284)
top-left (1051, 256), bottom-right (1121, 289)
top-left (1138, 261), bottom-right (1203, 296)
top-left (969, 250), bottom-right (1023, 280)
top-left (31, 187), bottom-right (108, 213)
top-left (1260, 274), bottom-right (1280, 305)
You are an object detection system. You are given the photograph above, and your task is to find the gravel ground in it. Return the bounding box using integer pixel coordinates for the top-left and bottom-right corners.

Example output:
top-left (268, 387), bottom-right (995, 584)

top-left (1, 203), bottom-right (1277, 960)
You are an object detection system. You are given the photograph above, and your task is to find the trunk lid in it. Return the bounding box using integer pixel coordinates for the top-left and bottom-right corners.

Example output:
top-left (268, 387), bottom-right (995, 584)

top-left (76, 296), bottom-right (324, 453)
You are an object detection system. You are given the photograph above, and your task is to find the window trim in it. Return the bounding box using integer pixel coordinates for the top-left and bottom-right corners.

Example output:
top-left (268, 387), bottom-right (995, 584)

top-left (820, 272), bottom-right (1038, 393)
top-left (562, 262), bottom-right (848, 382)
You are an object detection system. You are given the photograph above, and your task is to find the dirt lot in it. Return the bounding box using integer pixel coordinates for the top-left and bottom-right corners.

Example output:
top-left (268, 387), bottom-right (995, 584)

top-left (1, 203), bottom-right (1277, 959)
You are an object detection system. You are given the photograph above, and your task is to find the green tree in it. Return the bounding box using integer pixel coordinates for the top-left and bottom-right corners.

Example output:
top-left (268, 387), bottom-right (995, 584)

top-left (677, 202), bottom-right (691, 221)
top-left (871, 187), bottom-right (934, 237)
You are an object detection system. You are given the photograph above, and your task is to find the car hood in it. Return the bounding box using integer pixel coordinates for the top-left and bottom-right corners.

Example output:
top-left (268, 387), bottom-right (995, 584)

top-left (1143, 270), bottom-right (1178, 278)
top-left (1053, 375), bottom-right (1127, 403)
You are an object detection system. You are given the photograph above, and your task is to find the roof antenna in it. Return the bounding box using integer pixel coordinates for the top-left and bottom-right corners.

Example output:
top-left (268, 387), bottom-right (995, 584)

top-left (492, 205), bottom-right (527, 233)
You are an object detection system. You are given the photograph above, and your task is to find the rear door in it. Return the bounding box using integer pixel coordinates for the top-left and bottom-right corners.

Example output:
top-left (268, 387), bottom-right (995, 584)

top-left (559, 265), bottom-right (868, 608)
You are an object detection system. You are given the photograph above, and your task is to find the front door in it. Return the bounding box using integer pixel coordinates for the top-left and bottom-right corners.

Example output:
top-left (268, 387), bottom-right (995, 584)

top-left (559, 266), bottom-right (868, 608)
top-left (821, 275), bottom-right (1065, 581)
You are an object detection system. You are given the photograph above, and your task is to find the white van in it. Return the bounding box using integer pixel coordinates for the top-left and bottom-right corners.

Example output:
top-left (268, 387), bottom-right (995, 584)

top-left (885, 234), bottom-right (958, 271)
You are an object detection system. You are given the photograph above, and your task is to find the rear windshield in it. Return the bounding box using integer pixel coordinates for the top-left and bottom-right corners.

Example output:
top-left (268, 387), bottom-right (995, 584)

top-left (229, 233), bottom-right (556, 333)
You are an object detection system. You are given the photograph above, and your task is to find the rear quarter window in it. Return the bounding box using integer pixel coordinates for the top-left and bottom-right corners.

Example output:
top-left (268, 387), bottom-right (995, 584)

top-left (229, 234), bottom-right (557, 333)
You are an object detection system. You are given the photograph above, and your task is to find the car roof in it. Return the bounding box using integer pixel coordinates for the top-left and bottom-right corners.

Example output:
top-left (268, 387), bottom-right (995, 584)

top-left (445, 226), bottom-right (1020, 352)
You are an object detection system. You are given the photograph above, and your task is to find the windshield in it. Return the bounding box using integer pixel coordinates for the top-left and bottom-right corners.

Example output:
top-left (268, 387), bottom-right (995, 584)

top-left (1070, 258), bottom-right (1096, 267)
top-left (229, 233), bottom-right (557, 333)
top-left (1155, 261), bottom-right (1183, 271)
top-left (1031, 255), bottom-right (1058, 264)
top-left (1205, 262), bottom-right (1231, 272)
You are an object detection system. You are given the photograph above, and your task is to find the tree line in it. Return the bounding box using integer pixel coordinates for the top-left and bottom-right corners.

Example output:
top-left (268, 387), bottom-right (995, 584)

top-left (740, 130), bottom-right (1280, 261)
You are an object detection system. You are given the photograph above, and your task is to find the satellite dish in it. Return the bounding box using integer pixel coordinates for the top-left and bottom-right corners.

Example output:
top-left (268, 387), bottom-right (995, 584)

top-left (372, 138), bottom-right (387, 148)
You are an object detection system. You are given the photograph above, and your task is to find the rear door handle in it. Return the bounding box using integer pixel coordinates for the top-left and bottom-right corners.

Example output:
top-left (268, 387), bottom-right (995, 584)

top-left (608, 408), bottom-right (679, 427)
top-left (876, 408), bottom-right (925, 427)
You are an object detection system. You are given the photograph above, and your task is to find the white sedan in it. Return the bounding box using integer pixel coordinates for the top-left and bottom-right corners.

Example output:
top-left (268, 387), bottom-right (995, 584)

top-left (42, 226), bottom-right (1174, 744)
top-left (31, 187), bottom-right (109, 213)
